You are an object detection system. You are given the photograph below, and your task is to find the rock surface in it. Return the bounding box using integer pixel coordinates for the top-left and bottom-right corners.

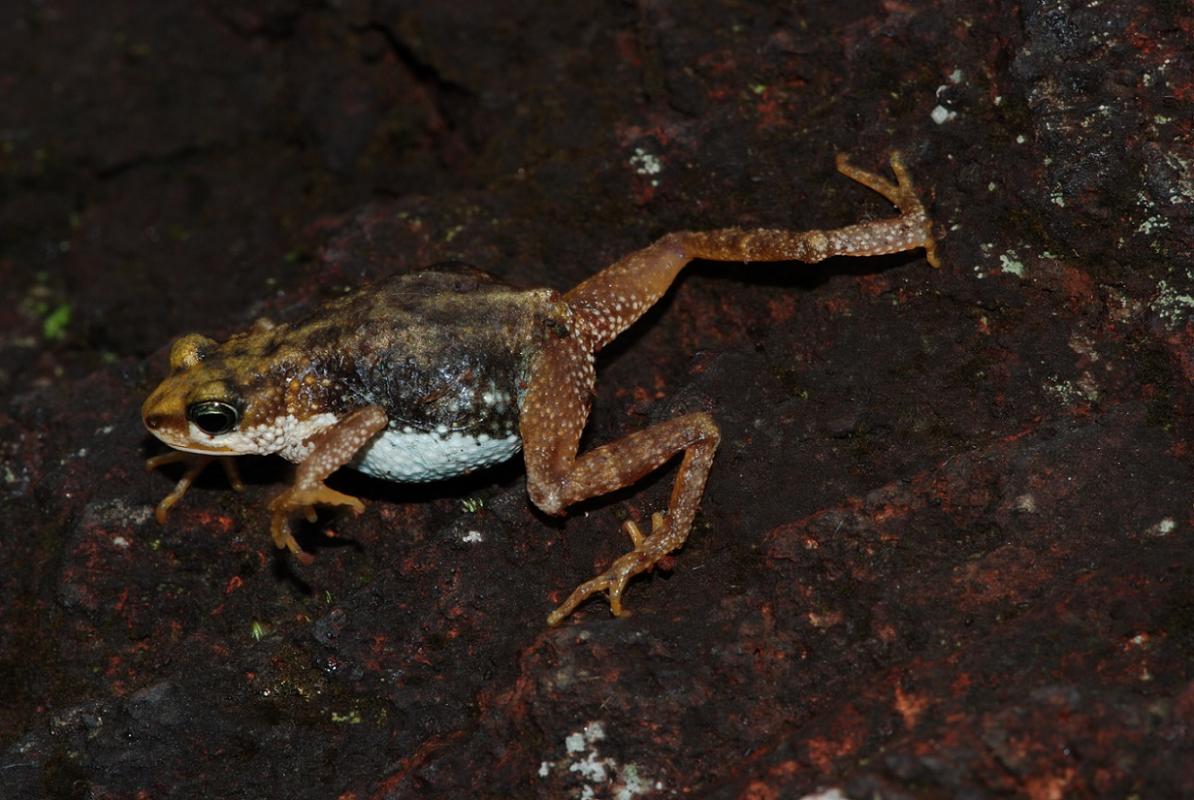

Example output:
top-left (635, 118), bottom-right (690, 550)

top-left (1, 1), bottom-right (1191, 798)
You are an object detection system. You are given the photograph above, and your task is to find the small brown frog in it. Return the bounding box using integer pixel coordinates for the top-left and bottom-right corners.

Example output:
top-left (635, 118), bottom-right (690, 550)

top-left (143, 153), bottom-right (938, 624)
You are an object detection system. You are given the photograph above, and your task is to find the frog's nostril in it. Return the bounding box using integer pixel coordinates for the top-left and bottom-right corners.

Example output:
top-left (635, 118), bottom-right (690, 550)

top-left (145, 414), bottom-right (164, 430)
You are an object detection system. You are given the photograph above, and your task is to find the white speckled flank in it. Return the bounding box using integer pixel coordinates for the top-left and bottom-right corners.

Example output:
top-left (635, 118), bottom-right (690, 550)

top-left (351, 427), bottom-right (522, 482)
top-left (170, 413), bottom-right (340, 460)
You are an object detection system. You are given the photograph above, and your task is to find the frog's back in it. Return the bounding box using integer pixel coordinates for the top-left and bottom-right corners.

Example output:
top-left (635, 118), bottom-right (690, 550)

top-left (297, 265), bottom-right (558, 481)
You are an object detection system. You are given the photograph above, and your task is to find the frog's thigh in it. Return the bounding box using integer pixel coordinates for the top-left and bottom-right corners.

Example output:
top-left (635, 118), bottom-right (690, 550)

top-left (521, 337), bottom-right (720, 538)
top-left (520, 336), bottom-right (596, 513)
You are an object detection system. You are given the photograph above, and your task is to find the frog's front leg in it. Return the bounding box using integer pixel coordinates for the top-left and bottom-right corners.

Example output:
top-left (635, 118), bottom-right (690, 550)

top-left (269, 405), bottom-right (388, 563)
top-left (146, 451), bottom-right (244, 523)
top-left (526, 152), bottom-right (937, 624)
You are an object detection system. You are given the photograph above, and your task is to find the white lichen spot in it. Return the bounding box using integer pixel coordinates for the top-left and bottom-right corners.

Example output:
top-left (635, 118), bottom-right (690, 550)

top-left (1015, 134), bottom-right (1026, 144)
top-left (1077, 372), bottom-right (1100, 402)
top-left (1043, 377), bottom-right (1075, 404)
top-left (998, 253), bottom-right (1025, 278)
top-left (1050, 189), bottom-right (1066, 207)
top-left (81, 498), bottom-right (154, 529)
top-left (949, 68), bottom-right (964, 84)
top-left (1014, 494), bottom-right (1037, 513)
top-left (112, 536), bottom-right (130, 549)
top-left (1151, 280), bottom-right (1194, 329)
top-left (1068, 333), bottom-right (1100, 361)
top-left (1137, 214), bottom-right (1169, 234)
top-left (1145, 517), bottom-right (1177, 537)
top-left (461, 530), bottom-right (484, 544)
top-left (930, 104), bottom-right (956, 125)
top-left (544, 721), bottom-right (661, 798)
top-left (798, 789), bottom-right (849, 800)
top-left (629, 148), bottom-right (663, 187)
top-left (615, 764), bottom-right (653, 800)
top-left (1044, 373), bottom-right (1098, 405)
top-left (570, 748), bottom-right (611, 783)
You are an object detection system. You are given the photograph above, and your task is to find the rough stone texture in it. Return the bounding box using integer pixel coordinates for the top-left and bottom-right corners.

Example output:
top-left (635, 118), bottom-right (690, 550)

top-left (1, 1), bottom-right (1191, 798)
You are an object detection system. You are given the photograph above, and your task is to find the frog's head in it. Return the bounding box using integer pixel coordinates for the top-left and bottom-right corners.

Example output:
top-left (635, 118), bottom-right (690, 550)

top-left (143, 333), bottom-right (266, 456)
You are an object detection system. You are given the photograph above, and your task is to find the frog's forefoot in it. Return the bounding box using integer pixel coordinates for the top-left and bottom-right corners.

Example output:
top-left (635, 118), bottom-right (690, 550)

top-left (547, 512), bottom-right (672, 626)
top-left (146, 451), bottom-right (244, 523)
top-left (267, 483), bottom-right (365, 564)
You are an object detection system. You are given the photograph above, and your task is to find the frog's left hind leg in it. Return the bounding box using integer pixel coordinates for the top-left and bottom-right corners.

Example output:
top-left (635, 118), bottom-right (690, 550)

top-left (520, 328), bottom-right (722, 625)
top-left (523, 152), bottom-right (936, 624)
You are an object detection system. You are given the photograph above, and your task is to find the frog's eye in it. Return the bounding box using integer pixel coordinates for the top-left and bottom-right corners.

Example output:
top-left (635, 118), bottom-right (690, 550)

top-left (187, 400), bottom-right (239, 435)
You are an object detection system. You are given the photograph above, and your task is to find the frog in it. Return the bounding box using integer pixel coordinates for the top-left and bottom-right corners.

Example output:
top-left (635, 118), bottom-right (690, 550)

top-left (143, 152), bottom-right (939, 625)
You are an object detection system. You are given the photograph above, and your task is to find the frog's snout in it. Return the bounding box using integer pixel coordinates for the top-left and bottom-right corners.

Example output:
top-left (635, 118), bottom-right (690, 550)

top-left (141, 382), bottom-right (184, 442)
top-left (141, 388), bottom-right (165, 431)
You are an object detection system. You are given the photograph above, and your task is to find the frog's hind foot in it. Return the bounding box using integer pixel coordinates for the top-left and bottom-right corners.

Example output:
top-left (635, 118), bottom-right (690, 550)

top-left (547, 512), bottom-right (672, 626)
top-left (834, 151), bottom-right (940, 268)
top-left (268, 483), bottom-right (365, 564)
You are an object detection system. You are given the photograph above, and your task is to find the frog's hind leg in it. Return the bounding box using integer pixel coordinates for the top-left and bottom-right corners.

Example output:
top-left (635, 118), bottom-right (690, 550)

top-left (528, 152), bottom-right (936, 623)
top-left (520, 334), bottom-right (720, 625)
top-left (563, 151), bottom-right (938, 353)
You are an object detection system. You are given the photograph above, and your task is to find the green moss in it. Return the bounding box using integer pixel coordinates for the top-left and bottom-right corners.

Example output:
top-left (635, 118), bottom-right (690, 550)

top-left (42, 303), bottom-right (71, 341)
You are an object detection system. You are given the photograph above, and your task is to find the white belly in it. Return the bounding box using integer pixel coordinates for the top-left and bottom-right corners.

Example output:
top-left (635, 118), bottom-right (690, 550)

top-left (351, 426), bottom-right (522, 483)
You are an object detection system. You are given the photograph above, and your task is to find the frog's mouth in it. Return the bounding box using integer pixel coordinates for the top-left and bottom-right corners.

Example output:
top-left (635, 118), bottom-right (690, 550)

top-left (142, 412), bottom-right (239, 455)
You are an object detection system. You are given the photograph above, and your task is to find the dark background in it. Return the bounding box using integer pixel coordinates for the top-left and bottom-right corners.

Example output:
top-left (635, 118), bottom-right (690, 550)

top-left (1, 1), bottom-right (1191, 798)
